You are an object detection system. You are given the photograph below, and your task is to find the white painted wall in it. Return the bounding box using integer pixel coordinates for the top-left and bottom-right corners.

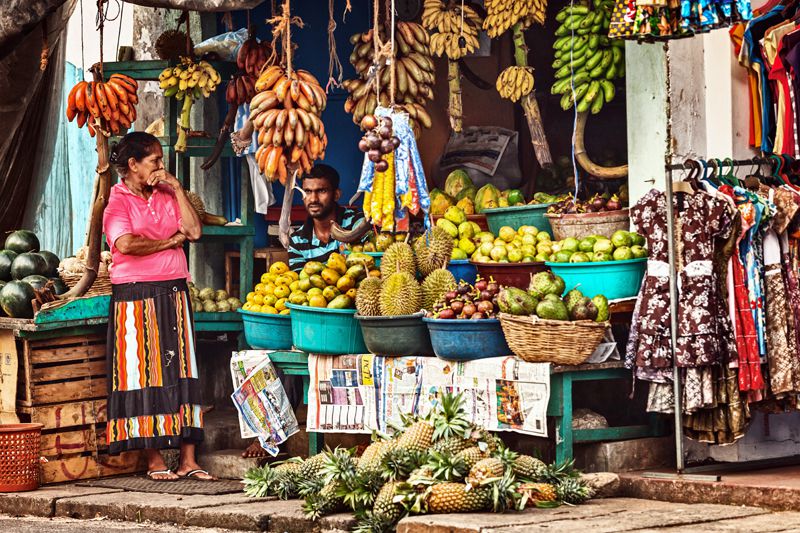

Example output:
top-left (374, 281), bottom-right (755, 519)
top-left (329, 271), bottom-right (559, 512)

top-left (65, 0), bottom-right (134, 77)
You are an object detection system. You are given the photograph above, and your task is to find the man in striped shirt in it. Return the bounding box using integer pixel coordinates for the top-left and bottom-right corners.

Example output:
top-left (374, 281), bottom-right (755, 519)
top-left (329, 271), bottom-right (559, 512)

top-left (287, 164), bottom-right (365, 271)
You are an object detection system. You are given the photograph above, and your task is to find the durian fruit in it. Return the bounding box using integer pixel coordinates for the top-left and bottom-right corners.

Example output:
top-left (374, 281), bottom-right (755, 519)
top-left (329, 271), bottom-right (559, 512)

top-left (421, 268), bottom-right (456, 311)
top-left (356, 276), bottom-right (383, 316)
top-left (415, 227), bottom-right (454, 277)
top-left (379, 272), bottom-right (422, 316)
top-left (381, 242), bottom-right (417, 278)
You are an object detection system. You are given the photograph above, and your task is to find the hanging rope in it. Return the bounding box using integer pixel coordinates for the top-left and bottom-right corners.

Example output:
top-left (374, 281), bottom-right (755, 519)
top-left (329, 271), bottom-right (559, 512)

top-left (96, 0), bottom-right (106, 77)
top-left (267, 0), bottom-right (304, 73)
top-left (326, 0), bottom-right (344, 92)
top-left (389, 0), bottom-right (396, 106)
top-left (342, 0), bottom-right (352, 22)
top-left (371, 0), bottom-right (392, 103)
top-left (80, 0), bottom-right (86, 78)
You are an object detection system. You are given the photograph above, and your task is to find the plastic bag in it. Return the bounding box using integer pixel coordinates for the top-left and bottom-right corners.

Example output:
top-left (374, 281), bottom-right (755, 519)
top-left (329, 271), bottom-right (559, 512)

top-left (193, 28), bottom-right (248, 61)
top-left (436, 127), bottom-right (523, 191)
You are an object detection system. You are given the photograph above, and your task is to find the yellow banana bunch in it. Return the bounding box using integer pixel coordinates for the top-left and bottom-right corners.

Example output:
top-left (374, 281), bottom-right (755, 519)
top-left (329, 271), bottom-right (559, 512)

top-left (342, 22), bottom-right (435, 138)
top-left (422, 0), bottom-right (483, 60)
top-left (496, 66), bottom-right (535, 103)
top-left (483, 0), bottom-right (547, 37)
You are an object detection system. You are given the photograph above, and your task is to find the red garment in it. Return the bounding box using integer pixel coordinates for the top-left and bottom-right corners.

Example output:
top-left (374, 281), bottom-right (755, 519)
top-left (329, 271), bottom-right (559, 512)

top-left (768, 39), bottom-right (796, 154)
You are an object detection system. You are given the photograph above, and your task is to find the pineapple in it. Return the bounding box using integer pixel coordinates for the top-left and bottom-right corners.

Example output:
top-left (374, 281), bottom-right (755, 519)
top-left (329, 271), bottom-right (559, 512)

top-left (372, 481), bottom-right (407, 523)
top-left (555, 477), bottom-right (594, 504)
top-left (242, 464), bottom-right (276, 498)
top-left (352, 510), bottom-right (397, 533)
top-left (431, 391), bottom-right (472, 442)
top-left (380, 446), bottom-right (423, 481)
top-left (270, 458), bottom-right (304, 499)
top-left (303, 480), bottom-right (344, 520)
top-left (467, 457), bottom-right (505, 487)
top-left (358, 439), bottom-right (392, 474)
top-left (320, 446), bottom-right (358, 485)
top-left (426, 482), bottom-right (491, 513)
top-left (512, 454), bottom-right (546, 481)
top-left (423, 450), bottom-right (468, 482)
top-left (518, 482), bottom-right (557, 503)
top-left (487, 471), bottom-right (524, 512)
top-left (395, 419), bottom-right (434, 454)
top-left (455, 446), bottom-right (486, 471)
top-left (473, 428), bottom-right (504, 455)
top-left (535, 459), bottom-right (579, 484)
top-left (299, 451), bottom-right (328, 481)
top-left (431, 436), bottom-right (473, 456)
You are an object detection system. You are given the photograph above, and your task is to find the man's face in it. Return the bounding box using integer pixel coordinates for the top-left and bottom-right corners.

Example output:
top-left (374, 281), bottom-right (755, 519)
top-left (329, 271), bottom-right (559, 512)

top-left (302, 177), bottom-right (340, 219)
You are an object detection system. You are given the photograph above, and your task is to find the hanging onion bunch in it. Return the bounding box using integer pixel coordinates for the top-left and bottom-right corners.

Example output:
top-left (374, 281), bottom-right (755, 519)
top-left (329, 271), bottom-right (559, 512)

top-left (422, 0), bottom-right (483, 60)
top-left (483, 0), bottom-right (547, 37)
top-left (250, 65), bottom-right (328, 184)
top-left (65, 74), bottom-right (139, 137)
top-left (342, 22), bottom-right (435, 138)
top-left (358, 114), bottom-right (400, 172)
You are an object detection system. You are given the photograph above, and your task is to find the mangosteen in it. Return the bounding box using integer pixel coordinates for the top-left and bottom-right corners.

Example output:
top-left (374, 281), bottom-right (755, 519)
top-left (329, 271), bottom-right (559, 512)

top-left (451, 300), bottom-right (465, 314)
top-left (380, 139), bottom-right (394, 154)
top-left (462, 302), bottom-right (477, 317)
top-left (361, 115), bottom-right (378, 130)
top-left (445, 290), bottom-right (457, 302)
top-left (368, 149), bottom-right (382, 162)
top-left (391, 136), bottom-right (401, 149)
top-left (605, 195), bottom-right (621, 211)
top-left (480, 290), bottom-right (493, 301)
top-left (438, 308), bottom-right (455, 319)
top-left (368, 136), bottom-right (382, 150)
top-left (475, 279), bottom-right (488, 292)
top-left (486, 281), bottom-right (499, 294)
top-left (477, 300), bottom-right (494, 314)
top-left (457, 284), bottom-right (471, 296)
top-left (381, 116), bottom-right (393, 128)
top-left (375, 159), bottom-right (389, 172)
top-left (471, 312), bottom-right (485, 320)
top-left (378, 126), bottom-right (392, 139)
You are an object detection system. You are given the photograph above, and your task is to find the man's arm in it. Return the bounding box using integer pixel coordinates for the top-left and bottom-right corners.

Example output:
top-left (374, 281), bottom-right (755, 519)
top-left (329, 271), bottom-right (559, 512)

top-left (287, 239), bottom-right (305, 272)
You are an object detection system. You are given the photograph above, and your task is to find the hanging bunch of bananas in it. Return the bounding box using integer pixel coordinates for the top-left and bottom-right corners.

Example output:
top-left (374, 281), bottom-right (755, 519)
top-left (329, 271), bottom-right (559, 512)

top-left (550, 0), bottom-right (624, 114)
top-left (237, 35), bottom-right (272, 78)
top-left (496, 66), bottom-right (535, 103)
top-left (342, 22), bottom-right (435, 138)
top-left (65, 74), bottom-right (139, 137)
top-left (483, 0), bottom-right (547, 38)
top-left (250, 65), bottom-right (328, 184)
top-left (226, 74), bottom-right (257, 107)
top-left (422, 0), bottom-right (483, 59)
top-left (159, 58), bottom-right (222, 152)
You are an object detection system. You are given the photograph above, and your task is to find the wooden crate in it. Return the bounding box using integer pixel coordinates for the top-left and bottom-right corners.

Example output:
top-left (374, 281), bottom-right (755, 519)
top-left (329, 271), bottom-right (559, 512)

top-left (14, 331), bottom-right (145, 482)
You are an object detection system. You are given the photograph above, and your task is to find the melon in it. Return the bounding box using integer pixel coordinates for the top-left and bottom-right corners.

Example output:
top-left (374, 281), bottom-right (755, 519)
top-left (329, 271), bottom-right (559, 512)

top-left (4, 230), bottom-right (40, 254)
top-left (49, 277), bottom-right (68, 295)
top-left (11, 252), bottom-right (47, 280)
top-left (0, 250), bottom-right (17, 281)
top-left (22, 275), bottom-right (49, 291)
top-left (36, 250), bottom-right (60, 277)
top-left (0, 280), bottom-right (35, 318)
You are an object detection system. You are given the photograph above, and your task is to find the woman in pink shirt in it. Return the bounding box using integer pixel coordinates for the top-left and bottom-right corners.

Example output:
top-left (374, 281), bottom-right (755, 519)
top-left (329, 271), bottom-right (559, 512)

top-left (102, 132), bottom-right (213, 481)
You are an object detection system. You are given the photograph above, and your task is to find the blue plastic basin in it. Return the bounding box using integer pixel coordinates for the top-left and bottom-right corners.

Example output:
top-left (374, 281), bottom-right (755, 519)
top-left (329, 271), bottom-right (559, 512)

top-left (484, 204), bottom-right (554, 235)
top-left (447, 260), bottom-right (478, 285)
top-left (285, 303), bottom-right (367, 355)
top-left (238, 309), bottom-right (293, 350)
top-left (545, 258), bottom-right (647, 300)
top-left (423, 317), bottom-right (511, 361)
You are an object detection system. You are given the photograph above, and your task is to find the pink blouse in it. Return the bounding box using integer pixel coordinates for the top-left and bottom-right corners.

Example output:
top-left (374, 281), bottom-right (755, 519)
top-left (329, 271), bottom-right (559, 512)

top-left (102, 182), bottom-right (190, 284)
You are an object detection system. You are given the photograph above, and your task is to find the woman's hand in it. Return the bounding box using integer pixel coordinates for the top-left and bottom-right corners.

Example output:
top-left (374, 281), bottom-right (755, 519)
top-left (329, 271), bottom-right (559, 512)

top-left (148, 169), bottom-right (182, 191)
top-left (170, 232), bottom-right (188, 248)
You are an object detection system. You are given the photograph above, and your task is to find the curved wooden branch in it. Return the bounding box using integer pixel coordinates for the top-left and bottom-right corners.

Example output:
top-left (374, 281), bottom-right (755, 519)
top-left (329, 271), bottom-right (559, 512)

top-left (201, 106), bottom-right (238, 170)
top-left (573, 111), bottom-right (628, 179)
top-left (331, 218), bottom-right (371, 244)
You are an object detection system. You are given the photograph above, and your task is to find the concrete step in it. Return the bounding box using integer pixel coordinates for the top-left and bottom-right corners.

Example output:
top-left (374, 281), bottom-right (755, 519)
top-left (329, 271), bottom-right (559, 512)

top-left (200, 408), bottom-right (252, 454)
top-left (198, 448), bottom-right (264, 480)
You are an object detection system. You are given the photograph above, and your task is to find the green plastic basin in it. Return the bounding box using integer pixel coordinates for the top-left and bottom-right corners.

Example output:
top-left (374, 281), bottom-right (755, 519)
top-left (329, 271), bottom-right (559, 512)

top-left (285, 303), bottom-right (367, 355)
top-left (484, 204), bottom-right (553, 235)
top-left (545, 258), bottom-right (646, 300)
top-left (356, 312), bottom-right (434, 356)
top-left (238, 309), bottom-right (293, 350)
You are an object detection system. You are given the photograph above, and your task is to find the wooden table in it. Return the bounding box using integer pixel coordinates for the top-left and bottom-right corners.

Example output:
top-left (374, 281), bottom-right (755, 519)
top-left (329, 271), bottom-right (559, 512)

top-left (267, 352), bottom-right (665, 461)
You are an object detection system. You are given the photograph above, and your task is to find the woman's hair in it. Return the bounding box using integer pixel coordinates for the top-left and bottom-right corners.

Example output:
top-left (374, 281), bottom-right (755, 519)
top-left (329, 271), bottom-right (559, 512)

top-left (109, 132), bottom-right (161, 175)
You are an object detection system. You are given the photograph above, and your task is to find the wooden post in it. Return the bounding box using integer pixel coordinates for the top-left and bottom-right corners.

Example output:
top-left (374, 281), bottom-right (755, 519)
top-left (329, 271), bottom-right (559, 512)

top-left (512, 22), bottom-right (552, 168)
top-left (61, 65), bottom-right (112, 299)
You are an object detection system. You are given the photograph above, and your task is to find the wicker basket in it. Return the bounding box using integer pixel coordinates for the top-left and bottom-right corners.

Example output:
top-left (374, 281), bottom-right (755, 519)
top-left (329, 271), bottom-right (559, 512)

top-left (0, 423), bottom-right (43, 492)
top-left (499, 313), bottom-right (608, 365)
top-left (59, 271), bottom-right (112, 297)
top-left (545, 209), bottom-right (630, 240)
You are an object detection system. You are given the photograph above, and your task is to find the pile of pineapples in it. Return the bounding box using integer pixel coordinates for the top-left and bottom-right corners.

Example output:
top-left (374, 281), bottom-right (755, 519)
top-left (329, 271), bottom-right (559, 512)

top-left (242, 393), bottom-right (593, 532)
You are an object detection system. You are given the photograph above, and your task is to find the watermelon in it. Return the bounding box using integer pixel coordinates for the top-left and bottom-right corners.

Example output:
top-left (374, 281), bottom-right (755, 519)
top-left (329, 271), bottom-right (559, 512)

top-left (0, 280), bottom-right (35, 318)
top-left (0, 250), bottom-right (17, 281)
top-left (0, 280), bottom-right (5, 316)
top-left (36, 251), bottom-right (60, 277)
top-left (49, 277), bottom-right (68, 295)
top-left (11, 252), bottom-right (47, 280)
top-left (22, 275), bottom-right (49, 291)
top-left (4, 230), bottom-right (40, 254)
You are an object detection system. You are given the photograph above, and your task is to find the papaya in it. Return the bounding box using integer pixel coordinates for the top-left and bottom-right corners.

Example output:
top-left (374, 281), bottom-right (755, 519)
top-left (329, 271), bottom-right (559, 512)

top-left (444, 169), bottom-right (474, 198)
top-left (429, 188), bottom-right (455, 215)
top-left (474, 184), bottom-right (501, 213)
top-left (455, 186), bottom-right (477, 202)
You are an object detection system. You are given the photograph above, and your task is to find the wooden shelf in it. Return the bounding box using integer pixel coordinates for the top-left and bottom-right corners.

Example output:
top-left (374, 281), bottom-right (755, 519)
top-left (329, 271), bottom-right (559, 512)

top-left (200, 225), bottom-right (255, 238)
top-left (102, 60), bottom-right (236, 82)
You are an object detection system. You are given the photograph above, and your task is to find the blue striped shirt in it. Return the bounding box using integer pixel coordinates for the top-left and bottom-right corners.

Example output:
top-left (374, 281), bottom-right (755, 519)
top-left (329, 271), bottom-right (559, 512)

top-left (287, 206), bottom-right (364, 271)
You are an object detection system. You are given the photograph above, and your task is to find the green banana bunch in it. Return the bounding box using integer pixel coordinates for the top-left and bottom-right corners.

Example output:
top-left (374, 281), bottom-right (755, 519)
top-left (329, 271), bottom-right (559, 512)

top-left (550, 0), bottom-right (624, 115)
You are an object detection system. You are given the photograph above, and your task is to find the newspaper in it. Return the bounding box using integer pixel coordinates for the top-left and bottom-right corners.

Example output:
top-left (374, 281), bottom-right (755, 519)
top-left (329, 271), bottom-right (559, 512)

top-left (307, 355), bottom-right (550, 438)
top-left (230, 350), bottom-right (299, 456)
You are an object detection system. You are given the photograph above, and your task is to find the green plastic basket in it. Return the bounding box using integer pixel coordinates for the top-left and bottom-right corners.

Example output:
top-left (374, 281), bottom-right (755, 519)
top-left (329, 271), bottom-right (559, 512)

top-left (545, 258), bottom-right (646, 300)
top-left (285, 303), bottom-right (367, 355)
top-left (484, 204), bottom-right (553, 235)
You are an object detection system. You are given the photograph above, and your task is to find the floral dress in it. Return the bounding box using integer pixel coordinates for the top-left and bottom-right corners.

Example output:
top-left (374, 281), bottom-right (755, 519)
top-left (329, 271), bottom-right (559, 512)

top-left (629, 189), bottom-right (736, 369)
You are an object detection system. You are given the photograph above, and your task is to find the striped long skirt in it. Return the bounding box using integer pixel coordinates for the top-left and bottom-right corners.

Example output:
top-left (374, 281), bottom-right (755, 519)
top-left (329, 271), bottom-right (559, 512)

top-left (106, 279), bottom-right (204, 454)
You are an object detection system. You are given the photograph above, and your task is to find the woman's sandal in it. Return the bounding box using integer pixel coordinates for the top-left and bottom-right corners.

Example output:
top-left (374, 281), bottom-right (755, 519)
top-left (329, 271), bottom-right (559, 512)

top-left (147, 469), bottom-right (178, 481)
top-left (180, 469), bottom-right (217, 481)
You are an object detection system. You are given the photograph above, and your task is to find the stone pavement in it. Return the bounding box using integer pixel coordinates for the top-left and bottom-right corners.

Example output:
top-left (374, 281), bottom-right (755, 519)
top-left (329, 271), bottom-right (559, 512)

top-left (3, 485), bottom-right (800, 532)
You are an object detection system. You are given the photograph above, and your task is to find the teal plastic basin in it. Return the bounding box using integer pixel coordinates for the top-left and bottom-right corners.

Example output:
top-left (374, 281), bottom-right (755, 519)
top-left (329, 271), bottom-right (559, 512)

top-left (285, 303), bottom-right (367, 355)
top-left (484, 204), bottom-right (553, 235)
top-left (356, 312), bottom-right (434, 356)
top-left (447, 260), bottom-right (478, 285)
top-left (545, 258), bottom-right (647, 300)
top-left (423, 317), bottom-right (511, 361)
top-left (238, 309), bottom-right (293, 350)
